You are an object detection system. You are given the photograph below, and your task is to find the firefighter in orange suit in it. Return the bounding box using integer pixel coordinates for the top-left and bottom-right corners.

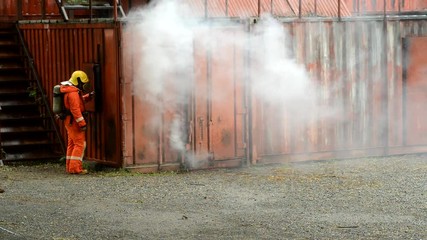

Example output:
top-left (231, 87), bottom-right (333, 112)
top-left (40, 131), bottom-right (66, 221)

top-left (60, 70), bottom-right (94, 174)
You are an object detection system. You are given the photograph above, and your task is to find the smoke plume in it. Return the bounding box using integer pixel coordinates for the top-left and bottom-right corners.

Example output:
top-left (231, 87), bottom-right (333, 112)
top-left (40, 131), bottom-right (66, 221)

top-left (126, 0), bottom-right (336, 168)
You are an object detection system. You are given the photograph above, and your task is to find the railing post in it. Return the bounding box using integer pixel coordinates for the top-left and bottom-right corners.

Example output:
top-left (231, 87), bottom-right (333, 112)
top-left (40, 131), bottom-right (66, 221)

top-left (17, 0), bottom-right (22, 20)
top-left (41, 0), bottom-right (46, 19)
top-left (114, 0), bottom-right (118, 21)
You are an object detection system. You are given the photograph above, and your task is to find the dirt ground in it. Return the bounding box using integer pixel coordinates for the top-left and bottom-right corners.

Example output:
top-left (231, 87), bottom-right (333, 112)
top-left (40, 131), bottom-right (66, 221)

top-left (0, 154), bottom-right (426, 240)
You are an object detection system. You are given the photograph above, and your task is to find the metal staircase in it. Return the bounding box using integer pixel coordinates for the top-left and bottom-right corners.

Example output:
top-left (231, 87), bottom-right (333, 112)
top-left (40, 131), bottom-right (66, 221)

top-left (56, 0), bottom-right (126, 21)
top-left (0, 23), bottom-right (64, 164)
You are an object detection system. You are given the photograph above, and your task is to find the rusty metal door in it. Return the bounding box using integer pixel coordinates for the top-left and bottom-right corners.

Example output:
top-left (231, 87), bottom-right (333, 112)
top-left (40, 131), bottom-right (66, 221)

top-left (404, 37), bottom-right (427, 146)
top-left (190, 27), bottom-right (247, 169)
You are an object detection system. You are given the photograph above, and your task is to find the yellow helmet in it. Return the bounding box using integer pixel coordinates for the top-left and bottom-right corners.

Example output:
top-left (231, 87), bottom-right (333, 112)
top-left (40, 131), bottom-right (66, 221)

top-left (68, 70), bottom-right (89, 86)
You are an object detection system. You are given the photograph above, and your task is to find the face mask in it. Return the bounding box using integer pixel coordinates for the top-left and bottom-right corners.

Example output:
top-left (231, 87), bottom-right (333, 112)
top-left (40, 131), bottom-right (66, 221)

top-left (77, 78), bottom-right (92, 93)
top-left (82, 82), bottom-right (92, 93)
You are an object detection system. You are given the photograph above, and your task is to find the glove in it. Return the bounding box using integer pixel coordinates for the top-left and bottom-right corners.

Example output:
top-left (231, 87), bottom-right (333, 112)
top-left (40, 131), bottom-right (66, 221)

top-left (80, 125), bottom-right (87, 131)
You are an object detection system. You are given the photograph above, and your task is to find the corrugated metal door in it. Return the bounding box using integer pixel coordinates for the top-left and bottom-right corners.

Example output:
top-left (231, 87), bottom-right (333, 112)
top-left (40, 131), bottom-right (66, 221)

top-left (191, 26), bottom-right (247, 169)
top-left (404, 37), bottom-right (427, 145)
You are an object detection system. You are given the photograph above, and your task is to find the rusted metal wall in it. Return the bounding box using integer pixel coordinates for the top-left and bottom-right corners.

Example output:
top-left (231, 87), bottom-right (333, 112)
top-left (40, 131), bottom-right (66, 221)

top-left (0, 0), bottom-right (61, 21)
top-left (19, 22), bottom-right (122, 166)
top-left (122, 17), bottom-right (427, 171)
top-left (15, 16), bottom-right (427, 171)
top-left (254, 19), bottom-right (427, 164)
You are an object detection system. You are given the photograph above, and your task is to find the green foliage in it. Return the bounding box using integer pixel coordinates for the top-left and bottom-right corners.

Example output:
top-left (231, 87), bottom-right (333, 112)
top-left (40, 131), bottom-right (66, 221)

top-left (28, 86), bottom-right (37, 98)
top-left (27, 86), bottom-right (42, 105)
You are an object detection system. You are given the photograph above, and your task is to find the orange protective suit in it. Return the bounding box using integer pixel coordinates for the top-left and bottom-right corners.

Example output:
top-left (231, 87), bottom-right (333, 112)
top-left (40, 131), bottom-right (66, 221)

top-left (60, 85), bottom-right (91, 174)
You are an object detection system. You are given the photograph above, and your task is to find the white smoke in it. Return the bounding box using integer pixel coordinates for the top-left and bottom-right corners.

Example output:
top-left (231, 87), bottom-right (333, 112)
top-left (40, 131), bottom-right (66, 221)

top-left (126, 0), bottom-right (336, 168)
top-left (249, 15), bottom-right (319, 122)
top-left (127, 0), bottom-right (194, 101)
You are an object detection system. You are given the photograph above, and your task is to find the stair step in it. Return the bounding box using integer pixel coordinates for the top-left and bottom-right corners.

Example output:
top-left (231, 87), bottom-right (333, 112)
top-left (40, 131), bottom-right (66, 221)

top-left (2, 151), bottom-right (62, 162)
top-left (0, 62), bottom-right (24, 69)
top-left (0, 29), bottom-right (15, 34)
top-left (0, 97), bottom-right (35, 105)
top-left (0, 75), bottom-right (29, 82)
top-left (0, 86), bottom-right (29, 93)
top-left (0, 23), bottom-right (14, 28)
top-left (0, 68), bottom-right (25, 74)
top-left (0, 112), bottom-right (45, 120)
top-left (0, 52), bottom-right (21, 58)
top-left (0, 99), bottom-right (37, 107)
top-left (0, 107), bottom-right (40, 116)
top-left (0, 119), bottom-right (47, 127)
top-left (0, 40), bottom-right (17, 46)
top-left (1, 138), bottom-right (53, 147)
top-left (1, 126), bottom-right (53, 133)
top-left (0, 69), bottom-right (27, 76)
top-left (0, 30), bottom-right (15, 34)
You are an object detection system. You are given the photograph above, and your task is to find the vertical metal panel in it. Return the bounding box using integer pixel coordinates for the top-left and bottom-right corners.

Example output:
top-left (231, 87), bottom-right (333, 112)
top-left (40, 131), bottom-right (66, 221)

top-left (120, 26), bottom-right (134, 167)
top-left (404, 37), bottom-right (427, 145)
top-left (318, 22), bottom-right (335, 152)
top-left (132, 87), bottom-right (161, 167)
top-left (387, 21), bottom-right (403, 147)
top-left (19, 23), bottom-right (122, 166)
top-left (101, 29), bottom-right (121, 162)
top-left (192, 27), bottom-right (211, 167)
top-left (208, 27), bottom-right (246, 162)
top-left (370, 21), bottom-right (386, 148)
top-left (331, 20), bottom-right (346, 151)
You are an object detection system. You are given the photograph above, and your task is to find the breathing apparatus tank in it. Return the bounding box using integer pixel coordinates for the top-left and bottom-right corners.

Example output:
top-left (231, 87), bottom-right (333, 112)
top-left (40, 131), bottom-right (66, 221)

top-left (52, 85), bottom-right (63, 115)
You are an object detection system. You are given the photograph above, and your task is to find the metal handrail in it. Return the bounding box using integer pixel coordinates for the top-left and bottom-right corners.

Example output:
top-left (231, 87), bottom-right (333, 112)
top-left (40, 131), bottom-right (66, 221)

top-left (14, 23), bottom-right (66, 155)
top-left (56, 0), bottom-right (123, 21)
top-left (199, 0), bottom-right (410, 20)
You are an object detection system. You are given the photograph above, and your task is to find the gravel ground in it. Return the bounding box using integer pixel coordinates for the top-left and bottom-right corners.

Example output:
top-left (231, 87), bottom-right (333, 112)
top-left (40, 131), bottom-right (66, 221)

top-left (0, 154), bottom-right (426, 240)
